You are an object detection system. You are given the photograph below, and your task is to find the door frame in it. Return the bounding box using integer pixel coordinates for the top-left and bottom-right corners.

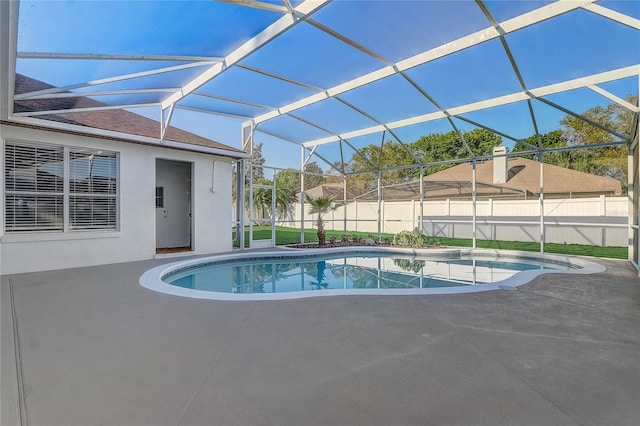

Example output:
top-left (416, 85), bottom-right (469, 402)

top-left (155, 158), bottom-right (194, 252)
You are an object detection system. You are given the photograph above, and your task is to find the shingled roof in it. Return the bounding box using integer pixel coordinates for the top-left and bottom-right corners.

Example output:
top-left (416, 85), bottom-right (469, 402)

top-left (296, 182), bottom-right (359, 202)
top-left (10, 74), bottom-right (244, 156)
top-left (426, 157), bottom-right (622, 198)
top-left (353, 157), bottom-right (622, 201)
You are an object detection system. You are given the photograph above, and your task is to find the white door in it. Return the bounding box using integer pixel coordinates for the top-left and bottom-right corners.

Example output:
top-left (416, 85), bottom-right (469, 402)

top-left (155, 186), bottom-right (169, 248)
top-left (155, 159), bottom-right (192, 250)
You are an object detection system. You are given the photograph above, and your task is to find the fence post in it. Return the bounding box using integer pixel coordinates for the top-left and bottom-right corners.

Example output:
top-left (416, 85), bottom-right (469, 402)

top-left (412, 199), bottom-right (416, 231)
top-left (354, 200), bottom-right (358, 232)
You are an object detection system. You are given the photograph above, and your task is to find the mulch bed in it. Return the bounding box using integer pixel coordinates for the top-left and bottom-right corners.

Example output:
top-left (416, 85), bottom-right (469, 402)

top-left (286, 241), bottom-right (390, 249)
top-left (286, 242), bottom-right (446, 250)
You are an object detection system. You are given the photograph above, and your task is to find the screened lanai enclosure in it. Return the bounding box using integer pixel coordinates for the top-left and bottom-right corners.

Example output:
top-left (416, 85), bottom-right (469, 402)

top-left (1, 1), bottom-right (639, 265)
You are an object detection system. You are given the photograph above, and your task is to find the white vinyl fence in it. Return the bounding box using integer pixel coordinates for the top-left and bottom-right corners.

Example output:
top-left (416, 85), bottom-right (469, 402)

top-left (280, 196), bottom-right (628, 247)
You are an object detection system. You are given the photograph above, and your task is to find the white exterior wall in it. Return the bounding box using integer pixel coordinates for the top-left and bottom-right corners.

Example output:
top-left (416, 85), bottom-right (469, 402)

top-left (1, 124), bottom-right (234, 274)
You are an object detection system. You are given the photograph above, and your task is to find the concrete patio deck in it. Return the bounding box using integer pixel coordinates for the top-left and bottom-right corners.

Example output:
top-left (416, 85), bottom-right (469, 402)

top-left (2, 252), bottom-right (639, 426)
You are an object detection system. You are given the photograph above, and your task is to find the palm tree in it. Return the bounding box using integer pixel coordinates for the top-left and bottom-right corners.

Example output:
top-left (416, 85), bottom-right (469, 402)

top-left (306, 194), bottom-right (335, 246)
top-left (275, 186), bottom-right (296, 220)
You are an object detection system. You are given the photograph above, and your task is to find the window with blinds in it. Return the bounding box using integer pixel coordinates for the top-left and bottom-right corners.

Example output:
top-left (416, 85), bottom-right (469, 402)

top-left (69, 149), bottom-right (117, 230)
top-left (5, 141), bottom-right (64, 231)
top-left (4, 141), bottom-right (118, 233)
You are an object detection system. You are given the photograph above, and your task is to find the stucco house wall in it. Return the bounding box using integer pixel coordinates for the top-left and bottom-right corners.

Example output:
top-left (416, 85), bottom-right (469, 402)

top-left (1, 123), bottom-right (234, 275)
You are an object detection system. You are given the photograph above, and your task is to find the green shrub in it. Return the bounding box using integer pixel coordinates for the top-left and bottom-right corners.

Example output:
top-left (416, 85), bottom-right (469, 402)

top-left (392, 228), bottom-right (425, 247)
top-left (393, 258), bottom-right (426, 273)
top-left (424, 236), bottom-right (442, 247)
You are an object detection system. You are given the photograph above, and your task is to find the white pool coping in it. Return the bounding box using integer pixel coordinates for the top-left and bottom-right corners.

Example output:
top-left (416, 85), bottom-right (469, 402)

top-left (139, 247), bottom-right (606, 301)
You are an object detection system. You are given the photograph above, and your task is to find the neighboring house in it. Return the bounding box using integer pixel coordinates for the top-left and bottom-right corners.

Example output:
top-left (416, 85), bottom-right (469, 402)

top-left (1, 74), bottom-right (247, 274)
top-left (353, 150), bottom-right (622, 201)
top-left (297, 182), bottom-right (358, 202)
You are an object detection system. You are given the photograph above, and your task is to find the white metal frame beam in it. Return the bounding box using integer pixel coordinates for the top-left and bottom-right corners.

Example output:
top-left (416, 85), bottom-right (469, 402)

top-left (160, 103), bottom-right (175, 142)
top-left (1, 0), bottom-right (18, 121)
top-left (334, 96), bottom-right (422, 164)
top-left (18, 88), bottom-right (180, 100)
top-left (285, 112), bottom-right (379, 171)
top-left (160, 0), bottom-right (330, 110)
top-left (15, 61), bottom-right (214, 100)
top-left (176, 105), bottom-right (253, 120)
top-left (587, 84), bottom-right (640, 113)
top-left (217, 0), bottom-right (289, 15)
top-left (475, 0), bottom-right (544, 149)
top-left (16, 52), bottom-right (223, 62)
top-left (254, 0), bottom-right (597, 125)
top-left (235, 63), bottom-right (426, 166)
top-left (234, 63), bottom-right (406, 170)
top-left (301, 65), bottom-right (640, 147)
top-left (307, 8), bottom-right (478, 158)
top-left (582, 3), bottom-right (640, 30)
top-left (13, 102), bottom-right (159, 117)
top-left (193, 91), bottom-right (273, 110)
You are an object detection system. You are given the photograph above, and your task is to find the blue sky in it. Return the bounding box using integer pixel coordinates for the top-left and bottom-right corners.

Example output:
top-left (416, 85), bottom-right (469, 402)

top-left (15, 0), bottom-right (640, 171)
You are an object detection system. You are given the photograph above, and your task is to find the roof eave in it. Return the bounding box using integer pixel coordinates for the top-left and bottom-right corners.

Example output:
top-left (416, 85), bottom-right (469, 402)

top-left (2, 116), bottom-right (249, 159)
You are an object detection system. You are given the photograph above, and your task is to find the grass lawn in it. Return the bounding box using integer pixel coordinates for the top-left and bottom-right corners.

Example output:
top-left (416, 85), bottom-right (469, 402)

top-left (235, 226), bottom-right (628, 259)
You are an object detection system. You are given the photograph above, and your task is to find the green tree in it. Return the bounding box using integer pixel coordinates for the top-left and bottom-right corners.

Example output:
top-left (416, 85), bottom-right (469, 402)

top-left (559, 95), bottom-right (636, 190)
top-left (275, 184), bottom-right (297, 220)
top-left (512, 130), bottom-right (596, 172)
top-left (245, 141), bottom-right (266, 185)
top-left (411, 129), bottom-right (502, 173)
top-left (247, 177), bottom-right (273, 220)
top-left (247, 176), bottom-right (297, 221)
top-left (306, 195), bottom-right (335, 246)
top-left (345, 141), bottom-right (414, 193)
top-left (464, 128), bottom-right (505, 157)
top-left (274, 163), bottom-right (326, 193)
top-left (343, 130), bottom-right (502, 193)
top-left (303, 162), bottom-right (324, 190)
top-left (275, 168), bottom-right (300, 193)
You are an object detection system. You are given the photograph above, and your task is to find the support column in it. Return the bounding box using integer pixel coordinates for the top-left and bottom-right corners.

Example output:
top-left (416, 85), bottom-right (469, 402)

top-left (236, 160), bottom-right (245, 249)
top-left (419, 165), bottom-right (424, 234)
top-left (629, 113), bottom-right (640, 271)
top-left (238, 120), bottom-right (255, 247)
top-left (343, 176), bottom-right (347, 232)
top-left (377, 171), bottom-right (382, 242)
top-left (272, 169), bottom-right (276, 245)
top-left (240, 120), bottom-right (254, 250)
top-left (472, 160), bottom-right (477, 249)
top-left (636, 145), bottom-right (639, 273)
top-left (628, 147), bottom-right (635, 264)
top-left (300, 146), bottom-right (305, 244)
top-left (248, 174), bottom-right (254, 246)
top-left (637, 93), bottom-right (640, 272)
top-left (539, 152), bottom-right (545, 253)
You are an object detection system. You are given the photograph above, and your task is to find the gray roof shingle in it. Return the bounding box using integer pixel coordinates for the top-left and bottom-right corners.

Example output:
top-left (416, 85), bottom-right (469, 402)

top-left (11, 74), bottom-right (244, 156)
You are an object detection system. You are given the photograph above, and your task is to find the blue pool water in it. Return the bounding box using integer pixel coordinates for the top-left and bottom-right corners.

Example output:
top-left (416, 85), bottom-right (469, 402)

top-left (163, 253), bottom-right (572, 294)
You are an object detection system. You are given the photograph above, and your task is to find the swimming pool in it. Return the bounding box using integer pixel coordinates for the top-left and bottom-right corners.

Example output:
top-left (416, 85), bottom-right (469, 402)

top-left (140, 247), bottom-right (605, 300)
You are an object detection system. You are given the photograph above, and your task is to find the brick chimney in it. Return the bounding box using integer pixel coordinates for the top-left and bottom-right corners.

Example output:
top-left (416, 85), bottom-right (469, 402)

top-left (493, 146), bottom-right (507, 184)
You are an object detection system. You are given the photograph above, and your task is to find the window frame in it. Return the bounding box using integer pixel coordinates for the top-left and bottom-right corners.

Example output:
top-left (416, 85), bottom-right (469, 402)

top-left (3, 138), bottom-right (120, 234)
